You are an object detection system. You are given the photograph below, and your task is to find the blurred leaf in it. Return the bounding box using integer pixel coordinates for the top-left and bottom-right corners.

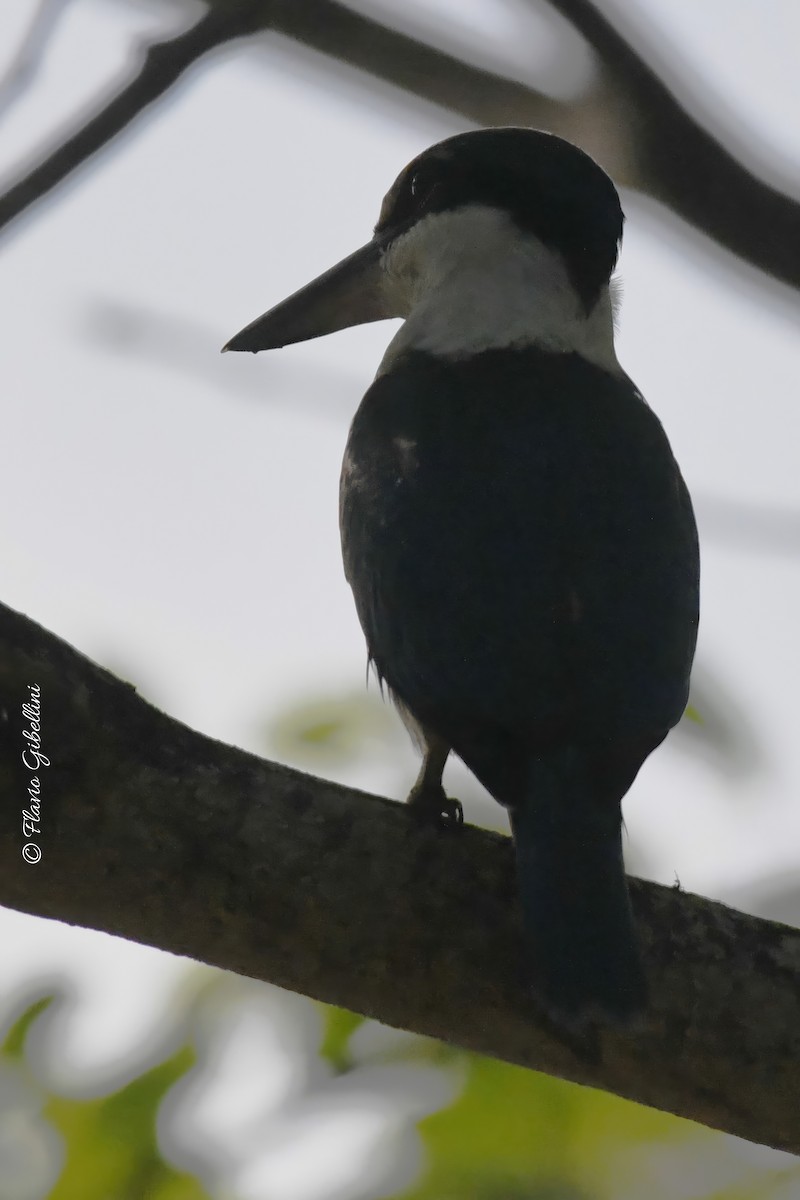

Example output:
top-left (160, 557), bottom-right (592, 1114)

top-left (318, 1005), bottom-right (367, 1071)
top-left (400, 1051), bottom-right (695, 1200)
top-left (45, 1044), bottom-right (210, 1199)
top-left (267, 691), bottom-right (400, 767)
top-left (675, 666), bottom-right (762, 780)
top-left (1, 995), bottom-right (55, 1059)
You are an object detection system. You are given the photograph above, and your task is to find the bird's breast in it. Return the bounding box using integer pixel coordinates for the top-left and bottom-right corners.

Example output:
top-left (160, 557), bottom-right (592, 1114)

top-left (339, 347), bottom-right (699, 740)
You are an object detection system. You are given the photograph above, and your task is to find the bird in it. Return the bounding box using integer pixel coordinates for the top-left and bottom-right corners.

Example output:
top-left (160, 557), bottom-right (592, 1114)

top-left (223, 127), bottom-right (700, 1028)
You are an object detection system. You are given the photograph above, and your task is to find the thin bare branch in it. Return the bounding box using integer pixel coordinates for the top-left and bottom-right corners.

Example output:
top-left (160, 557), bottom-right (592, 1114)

top-left (271, 0), bottom-right (800, 290)
top-left (0, 0), bottom-right (70, 123)
top-left (83, 296), bottom-right (800, 561)
top-left (547, 0), bottom-right (800, 288)
top-left (0, 2), bottom-right (270, 235)
top-left (270, 0), bottom-right (567, 130)
top-left (1, 598), bottom-right (799, 1153)
top-left (0, 0), bottom-right (797, 289)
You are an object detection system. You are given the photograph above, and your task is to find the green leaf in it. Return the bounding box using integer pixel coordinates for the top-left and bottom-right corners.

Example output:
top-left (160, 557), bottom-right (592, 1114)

top-left (267, 692), bottom-right (398, 766)
top-left (1, 995), bottom-right (56, 1059)
top-left (401, 1051), bottom-right (696, 1200)
top-left (318, 1005), bottom-right (366, 1071)
top-left (45, 1044), bottom-right (210, 1199)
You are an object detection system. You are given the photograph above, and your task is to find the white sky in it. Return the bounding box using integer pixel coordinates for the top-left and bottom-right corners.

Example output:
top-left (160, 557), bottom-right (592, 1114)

top-left (0, 0), bottom-right (799, 1195)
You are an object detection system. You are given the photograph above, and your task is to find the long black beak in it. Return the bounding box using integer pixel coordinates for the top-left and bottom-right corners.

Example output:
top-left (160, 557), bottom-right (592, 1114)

top-left (222, 239), bottom-right (395, 353)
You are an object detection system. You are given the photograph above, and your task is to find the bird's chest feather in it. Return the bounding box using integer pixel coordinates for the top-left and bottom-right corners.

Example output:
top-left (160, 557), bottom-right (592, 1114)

top-left (340, 363), bottom-right (544, 599)
top-left (340, 349), bottom-right (654, 593)
top-left (339, 348), bottom-right (698, 734)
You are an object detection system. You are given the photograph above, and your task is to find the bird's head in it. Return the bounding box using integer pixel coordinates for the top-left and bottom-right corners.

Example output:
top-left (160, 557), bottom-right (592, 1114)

top-left (223, 128), bottom-right (624, 361)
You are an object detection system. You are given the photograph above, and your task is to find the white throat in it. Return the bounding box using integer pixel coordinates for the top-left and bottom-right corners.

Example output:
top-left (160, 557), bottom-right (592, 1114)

top-left (377, 204), bottom-right (621, 377)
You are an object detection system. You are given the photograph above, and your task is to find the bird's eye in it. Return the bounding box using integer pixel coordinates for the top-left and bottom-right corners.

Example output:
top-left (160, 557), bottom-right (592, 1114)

top-left (409, 164), bottom-right (440, 206)
top-left (376, 161), bottom-right (444, 234)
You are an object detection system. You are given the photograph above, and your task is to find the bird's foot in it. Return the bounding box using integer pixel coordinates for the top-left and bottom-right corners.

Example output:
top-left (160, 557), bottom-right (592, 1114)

top-left (407, 782), bottom-right (463, 829)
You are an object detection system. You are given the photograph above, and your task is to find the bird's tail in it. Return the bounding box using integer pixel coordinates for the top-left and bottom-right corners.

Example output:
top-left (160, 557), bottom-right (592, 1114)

top-left (509, 748), bottom-right (647, 1028)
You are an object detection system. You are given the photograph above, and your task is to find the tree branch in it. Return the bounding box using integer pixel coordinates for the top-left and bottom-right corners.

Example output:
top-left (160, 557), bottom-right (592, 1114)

top-left (84, 296), bottom-right (800, 562)
top-left (271, 0), bottom-right (566, 131)
top-left (0, 0), bottom-right (70, 124)
top-left (547, 0), bottom-right (800, 289)
top-left (271, 0), bottom-right (800, 290)
top-left (0, 1), bottom-right (270, 235)
top-left (1, 599), bottom-right (798, 1152)
top-left (0, 0), bottom-right (797, 295)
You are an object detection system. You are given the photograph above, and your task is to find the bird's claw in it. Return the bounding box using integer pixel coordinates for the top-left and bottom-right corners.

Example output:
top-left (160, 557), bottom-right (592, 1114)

top-left (407, 784), bottom-right (463, 830)
top-left (434, 795), bottom-right (464, 828)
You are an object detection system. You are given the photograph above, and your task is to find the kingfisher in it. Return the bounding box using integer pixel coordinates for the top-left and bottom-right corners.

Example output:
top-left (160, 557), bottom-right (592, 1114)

top-left (224, 128), bottom-right (700, 1027)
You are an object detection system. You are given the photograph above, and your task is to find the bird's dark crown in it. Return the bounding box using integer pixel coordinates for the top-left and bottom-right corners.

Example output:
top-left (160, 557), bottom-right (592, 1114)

top-left (376, 128), bottom-right (624, 313)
